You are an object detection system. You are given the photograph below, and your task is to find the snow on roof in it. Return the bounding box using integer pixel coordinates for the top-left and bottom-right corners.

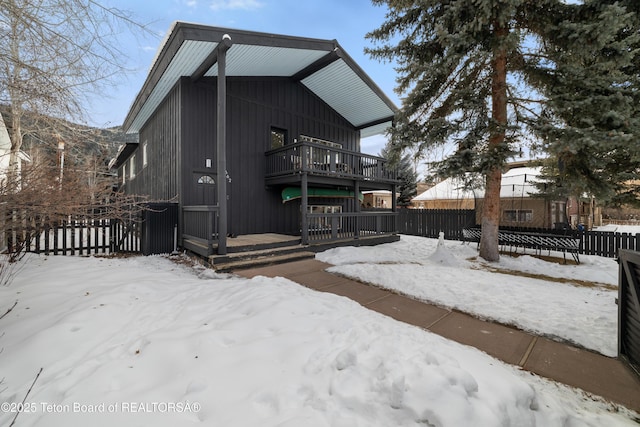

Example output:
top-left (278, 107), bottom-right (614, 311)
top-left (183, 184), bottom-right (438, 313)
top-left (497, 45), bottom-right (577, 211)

top-left (412, 177), bottom-right (477, 201)
top-left (413, 166), bottom-right (544, 201)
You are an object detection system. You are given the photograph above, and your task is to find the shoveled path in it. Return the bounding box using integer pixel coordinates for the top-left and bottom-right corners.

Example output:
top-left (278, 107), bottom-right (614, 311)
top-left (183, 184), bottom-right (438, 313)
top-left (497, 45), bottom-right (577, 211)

top-left (236, 259), bottom-right (640, 413)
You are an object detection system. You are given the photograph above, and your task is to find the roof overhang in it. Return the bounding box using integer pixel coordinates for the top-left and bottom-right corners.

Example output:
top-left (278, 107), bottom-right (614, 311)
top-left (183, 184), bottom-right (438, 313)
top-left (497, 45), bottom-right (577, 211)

top-left (109, 143), bottom-right (138, 170)
top-left (123, 22), bottom-right (397, 137)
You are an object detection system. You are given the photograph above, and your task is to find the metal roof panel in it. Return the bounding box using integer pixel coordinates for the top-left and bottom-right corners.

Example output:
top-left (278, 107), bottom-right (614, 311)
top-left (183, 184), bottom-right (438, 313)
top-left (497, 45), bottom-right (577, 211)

top-left (301, 59), bottom-right (395, 128)
top-left (128, 40), bottom-right (217, 132)
top-left (205, 44), bottom-right (328, 77)
top-left (124, 24), bottom-right (397, 137)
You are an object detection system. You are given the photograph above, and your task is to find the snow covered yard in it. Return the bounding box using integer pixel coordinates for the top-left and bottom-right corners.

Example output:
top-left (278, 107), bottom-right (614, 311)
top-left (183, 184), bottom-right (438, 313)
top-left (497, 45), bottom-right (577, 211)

top-left (318, 235), bottom-right (620, 357)
top-left (0, 251), bottom-right (638, 426)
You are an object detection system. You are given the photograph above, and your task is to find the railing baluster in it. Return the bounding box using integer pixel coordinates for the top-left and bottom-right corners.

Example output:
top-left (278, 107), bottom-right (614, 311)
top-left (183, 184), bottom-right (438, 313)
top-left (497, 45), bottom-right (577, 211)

top-left (265, 140), bottom-right (397, 183)
top-left (305, 211), bottom-right (397, 243)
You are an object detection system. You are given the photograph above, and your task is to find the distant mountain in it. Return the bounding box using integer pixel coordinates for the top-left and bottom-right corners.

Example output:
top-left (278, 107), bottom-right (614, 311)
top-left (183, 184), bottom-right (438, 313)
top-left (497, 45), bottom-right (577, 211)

top-left (0, 104), bottom-right (136, 167)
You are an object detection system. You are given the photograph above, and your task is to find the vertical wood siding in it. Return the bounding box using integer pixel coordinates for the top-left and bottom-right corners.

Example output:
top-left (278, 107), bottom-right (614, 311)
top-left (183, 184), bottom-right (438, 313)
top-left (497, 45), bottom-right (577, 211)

top-left (123, 76), bottom-right (361, 236)
top-left (125, 83), bottom-right (182, 202)
top-left (179, 76), bottom-right (360, 236)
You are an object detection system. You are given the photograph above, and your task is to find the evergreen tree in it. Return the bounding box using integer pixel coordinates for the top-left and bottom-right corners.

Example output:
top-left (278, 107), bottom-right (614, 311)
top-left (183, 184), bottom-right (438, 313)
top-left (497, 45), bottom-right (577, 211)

top-left (366, 0), bottom-right (562, 261)
top-left (380, 144), bottom-right (417, 206)
top-left (367, 0), bottom-right (639, 259)
top-left (530, 1), bottom-right (640, 207)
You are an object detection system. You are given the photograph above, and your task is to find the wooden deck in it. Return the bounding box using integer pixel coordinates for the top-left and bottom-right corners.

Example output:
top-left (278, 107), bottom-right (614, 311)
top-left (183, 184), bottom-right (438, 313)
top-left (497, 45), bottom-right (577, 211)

top-left (205, 233), bottom-right (399, 271)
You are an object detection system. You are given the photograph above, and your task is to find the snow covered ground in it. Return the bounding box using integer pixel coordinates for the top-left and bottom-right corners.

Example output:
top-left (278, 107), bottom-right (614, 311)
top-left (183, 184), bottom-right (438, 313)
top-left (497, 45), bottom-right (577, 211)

top-left (0, 247), bottom-right (638, 426)
top-left (594, 224), bottom-right (640, 234)
top-left (317, 234), bottom-right (620, 357)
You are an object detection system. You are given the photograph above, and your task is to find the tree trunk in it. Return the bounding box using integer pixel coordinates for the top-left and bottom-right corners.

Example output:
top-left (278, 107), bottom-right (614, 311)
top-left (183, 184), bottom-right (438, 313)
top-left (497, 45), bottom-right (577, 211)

top-left (6, 107), bottom-right (23, 194)
top-left (479, 23), bottom-right (508, 262)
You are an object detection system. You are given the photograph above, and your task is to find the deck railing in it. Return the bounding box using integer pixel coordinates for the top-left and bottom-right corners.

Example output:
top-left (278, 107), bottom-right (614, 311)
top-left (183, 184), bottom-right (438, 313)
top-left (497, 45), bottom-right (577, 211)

top-left (182, 205), bottom-right (219, 256)
top-left (306, 211), bottom-right (397, 243)
top-left (266, 141), bottom-right (397, 183)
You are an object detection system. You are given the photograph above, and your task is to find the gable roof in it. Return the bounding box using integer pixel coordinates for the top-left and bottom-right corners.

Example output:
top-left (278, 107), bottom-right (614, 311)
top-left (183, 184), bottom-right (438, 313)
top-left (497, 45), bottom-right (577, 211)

top-left (412, 177), bottom-right (477, 202)
top-left (413, 166), bottom-right (544, 201)
top-left (123, 22), bottom-right (397, 138)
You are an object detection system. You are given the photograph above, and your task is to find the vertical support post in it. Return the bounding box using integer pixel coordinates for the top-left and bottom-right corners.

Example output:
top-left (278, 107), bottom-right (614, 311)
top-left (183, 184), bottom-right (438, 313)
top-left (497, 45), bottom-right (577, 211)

top-left (392, 185), bottom-right (398, 234)
top-left (216, 34), bottom-right (233, 255)
top-left (392, 185), bottom-right (397, 213)
top-left (301, 171), bottom-right (309, 245)
top-left (354, 180), bottom-right (360, 240)
top-left (207, 209), bottom-right (214, 256)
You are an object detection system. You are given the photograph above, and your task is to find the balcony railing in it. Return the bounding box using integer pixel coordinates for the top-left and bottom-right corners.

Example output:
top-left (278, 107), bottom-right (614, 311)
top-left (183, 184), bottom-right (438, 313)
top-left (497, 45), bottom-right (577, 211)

top-left (306, 211), bottom-right (397, 243)
top-left (265, 141), bottom-right (397, 183)
top-left (182, 205), bottom-right (219, 256)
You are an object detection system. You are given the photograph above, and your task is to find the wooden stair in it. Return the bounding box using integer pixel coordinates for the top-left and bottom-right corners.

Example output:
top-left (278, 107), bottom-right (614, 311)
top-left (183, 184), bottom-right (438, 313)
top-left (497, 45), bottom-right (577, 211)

top-left (209, 245), bottom-right (315, 272)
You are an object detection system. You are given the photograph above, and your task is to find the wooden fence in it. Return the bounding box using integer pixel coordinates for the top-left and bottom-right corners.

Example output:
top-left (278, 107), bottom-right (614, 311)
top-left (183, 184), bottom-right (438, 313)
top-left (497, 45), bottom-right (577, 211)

top-left (397, 209), bottom-right (477, 241)
top-left (26, 217), bottom-right (140, 255)
top-left (579, 230), bottom-right (640, 257)
top-left (618, 250), bottom-right (640, 377)
top-left (397, 209), bottom-right (639, 258)
top-left (27, 219), bottom-right (140, 255)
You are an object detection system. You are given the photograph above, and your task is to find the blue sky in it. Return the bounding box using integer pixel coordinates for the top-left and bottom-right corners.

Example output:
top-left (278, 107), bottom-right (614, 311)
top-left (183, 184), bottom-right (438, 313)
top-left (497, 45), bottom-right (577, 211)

top-left (92, 0), bottom-right (399, 154)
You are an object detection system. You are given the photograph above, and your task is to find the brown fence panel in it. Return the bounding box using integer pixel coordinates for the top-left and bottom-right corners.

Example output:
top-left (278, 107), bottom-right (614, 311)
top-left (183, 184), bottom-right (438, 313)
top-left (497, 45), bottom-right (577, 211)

top-left (619, 250), bottom-right (640, 378)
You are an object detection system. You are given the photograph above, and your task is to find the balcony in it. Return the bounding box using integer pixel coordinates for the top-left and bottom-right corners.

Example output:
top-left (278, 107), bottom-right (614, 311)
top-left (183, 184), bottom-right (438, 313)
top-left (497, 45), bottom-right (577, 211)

top-left (265, 138), bottom-right (398, 189)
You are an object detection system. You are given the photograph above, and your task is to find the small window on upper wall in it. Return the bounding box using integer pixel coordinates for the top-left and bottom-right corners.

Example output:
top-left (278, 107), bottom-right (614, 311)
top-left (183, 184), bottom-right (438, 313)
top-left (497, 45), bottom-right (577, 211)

top-left (142, 141), bottom-right (148, 167)
top-left (270, 127), bottom-right (287, 149)
top-left (129, 154), bottom-right (136, 179)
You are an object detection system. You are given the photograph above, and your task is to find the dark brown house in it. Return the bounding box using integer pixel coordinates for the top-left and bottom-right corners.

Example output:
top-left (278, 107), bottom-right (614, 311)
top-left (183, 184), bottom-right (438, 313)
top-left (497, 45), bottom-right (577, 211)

top-left (111, 23), bottom-right (400, 256)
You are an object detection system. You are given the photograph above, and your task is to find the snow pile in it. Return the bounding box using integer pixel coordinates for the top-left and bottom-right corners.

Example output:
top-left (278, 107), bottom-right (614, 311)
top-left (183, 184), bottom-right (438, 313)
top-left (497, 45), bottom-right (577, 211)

top-left (428, 232), bottom-right (461, 267)
top-left (318, 235), bottom-right (619, 356)
top-left (0, 254), bottom-right (636, 426)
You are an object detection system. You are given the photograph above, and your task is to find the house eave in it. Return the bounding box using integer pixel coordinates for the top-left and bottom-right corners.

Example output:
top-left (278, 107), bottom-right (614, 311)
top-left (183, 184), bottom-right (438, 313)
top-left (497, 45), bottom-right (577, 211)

top-left (123, 22), bottom-right (397, 137)
top-left (109, 142), bottom-right (138, 170)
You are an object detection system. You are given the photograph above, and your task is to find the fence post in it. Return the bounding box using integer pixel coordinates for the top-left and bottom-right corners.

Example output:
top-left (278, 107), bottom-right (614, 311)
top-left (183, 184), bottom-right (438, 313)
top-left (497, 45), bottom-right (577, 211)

top-left (109, 218), bottom-right (116, 253)
top-left (79, 219), bottom-right (84, 256)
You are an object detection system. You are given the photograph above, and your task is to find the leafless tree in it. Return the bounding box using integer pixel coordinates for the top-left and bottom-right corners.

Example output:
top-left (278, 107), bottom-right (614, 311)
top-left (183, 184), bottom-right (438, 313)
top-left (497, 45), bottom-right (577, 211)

top-left (0, 0), bottom-right (153, 184)
top-left (1, 145), bottom-right (151, 260)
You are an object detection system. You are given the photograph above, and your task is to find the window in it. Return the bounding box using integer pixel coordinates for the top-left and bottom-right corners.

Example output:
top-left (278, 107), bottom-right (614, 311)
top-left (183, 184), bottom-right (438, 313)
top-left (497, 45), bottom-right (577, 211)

top-left (503, 209), bottom-right (533, 222)
top-left (129, 155), bottom-right (136, 179)
top-left (142, 141), bottom-right (148, 167)
top-left (122, 164), bottom-right (126, 184)
top-left (197, 175), bottom-right (215, 185)
top-left (270, 127), bottom-right (287, 149)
